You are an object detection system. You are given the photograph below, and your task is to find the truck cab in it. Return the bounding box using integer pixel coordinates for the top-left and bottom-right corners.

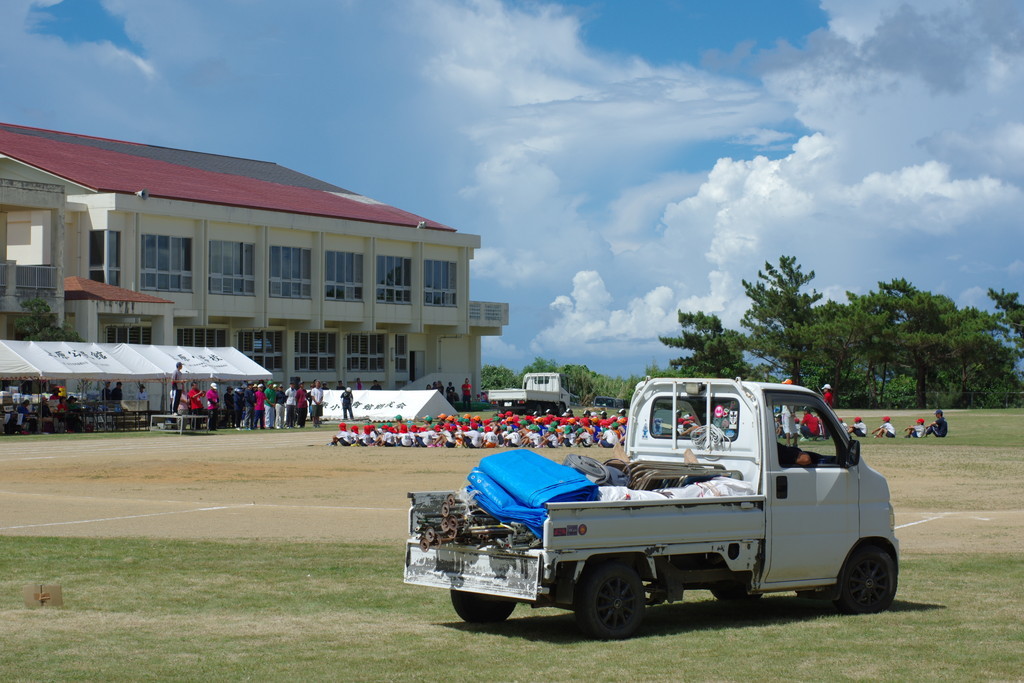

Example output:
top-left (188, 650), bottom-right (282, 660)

top-left (628, 378), bottom-right (894, 590)
top-left (488, 372), bottom-right (573, 415)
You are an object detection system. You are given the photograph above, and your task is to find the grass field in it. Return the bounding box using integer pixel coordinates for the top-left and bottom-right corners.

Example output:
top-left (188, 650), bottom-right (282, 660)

top-left (1, 410), bottom-right (1023, 681)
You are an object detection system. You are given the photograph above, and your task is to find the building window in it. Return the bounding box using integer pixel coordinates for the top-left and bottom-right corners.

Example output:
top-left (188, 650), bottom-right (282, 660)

top-left (141, 235), bottom-right (192, 292)
top-left (424, 260), bottom-right (456, 306)
top-left (89, 231), bottom-right (121, 286)
top-left (105, 325), bottom-right (150, 344)
top-left (238, 330), bottom-right (284, 371)
top-left (295, 332), bottom-right (337, 372)
top-left (325, 251), bottom-right (363, 301)
top-left (177, 328), bottom-right (227, 347)
top-left (269, 246), bottom-right (311, 299)
top-left (376, 255), bottom-right (411, 304)
top-left (346, 333), bottom-right (385, 372)
top-left (394, 334), bottom-right (408, 372)
top-left (209, 241), bottom-right (255, 296)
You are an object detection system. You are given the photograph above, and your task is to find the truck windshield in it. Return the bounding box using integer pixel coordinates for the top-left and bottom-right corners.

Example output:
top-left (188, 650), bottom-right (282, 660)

top-left (647, 395), bottom-right (741, 442)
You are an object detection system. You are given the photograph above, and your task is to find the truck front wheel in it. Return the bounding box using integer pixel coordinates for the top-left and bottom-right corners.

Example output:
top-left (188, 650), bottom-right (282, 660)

top-left (573, 561), bottom-right (645, 639)
top-left (450, 590), bottom-right (516, 623)
top-left (833, 545), bottom-right (897, 614)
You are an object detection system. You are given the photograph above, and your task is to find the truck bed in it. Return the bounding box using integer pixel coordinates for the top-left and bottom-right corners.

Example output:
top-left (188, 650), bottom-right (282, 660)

top-left (405, 491), bottom-right (766, 600)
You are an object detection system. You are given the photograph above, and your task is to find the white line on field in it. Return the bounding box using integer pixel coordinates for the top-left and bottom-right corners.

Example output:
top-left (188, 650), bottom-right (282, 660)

top-left (896, 514), bottom-right (951, 529)
top-left (0, 504), bottom-right (253, 530)
top-left (0, 501), bottom-right (406, 531)
top-left (0, 489), bottom-right (405, 511)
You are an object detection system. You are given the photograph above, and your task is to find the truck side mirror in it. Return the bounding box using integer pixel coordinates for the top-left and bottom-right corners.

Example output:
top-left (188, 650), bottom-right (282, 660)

top-left (840, 439), bottom-right (861, 468)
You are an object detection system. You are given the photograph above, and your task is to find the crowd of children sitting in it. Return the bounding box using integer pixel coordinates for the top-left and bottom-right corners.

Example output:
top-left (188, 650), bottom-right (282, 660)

top-left (326, 410), bottom-right (629, 448)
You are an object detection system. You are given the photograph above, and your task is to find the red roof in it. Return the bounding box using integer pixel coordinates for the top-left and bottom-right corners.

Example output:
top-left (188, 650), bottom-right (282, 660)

top-left (0, 123), bottom-right (455, 231)
top-left (64, 277), bottom-right (174, 304)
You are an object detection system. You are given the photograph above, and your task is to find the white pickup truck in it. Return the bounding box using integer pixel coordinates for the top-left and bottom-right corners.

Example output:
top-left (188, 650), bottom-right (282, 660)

top-left (488, 372), bottom-right (574, 416)
top-left (405, 378), bottom-right (898, 639)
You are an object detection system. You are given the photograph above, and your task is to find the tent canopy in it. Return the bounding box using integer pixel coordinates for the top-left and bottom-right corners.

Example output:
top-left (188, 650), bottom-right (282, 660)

top-left (0, 341), bottom-right (271, 382)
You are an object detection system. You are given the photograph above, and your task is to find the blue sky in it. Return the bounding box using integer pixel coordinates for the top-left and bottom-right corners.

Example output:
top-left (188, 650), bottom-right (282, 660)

top-left (4, 0), bottom-right (1024, 376)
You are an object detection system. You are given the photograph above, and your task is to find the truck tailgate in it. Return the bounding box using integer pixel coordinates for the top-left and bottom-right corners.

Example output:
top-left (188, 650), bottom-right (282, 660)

top-left (544, 496), bottom-right (766, 550)
top-left (404, 543), bottom-right (542, 600)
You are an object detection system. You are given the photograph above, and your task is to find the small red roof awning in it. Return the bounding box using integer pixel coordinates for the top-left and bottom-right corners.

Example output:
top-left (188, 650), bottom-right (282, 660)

top-left (64, 277), bottom-right (173, 304)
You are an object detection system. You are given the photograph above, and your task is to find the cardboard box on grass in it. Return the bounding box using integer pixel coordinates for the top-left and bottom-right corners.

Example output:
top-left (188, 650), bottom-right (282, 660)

top-left (23, 584), bottom-right (63, 608)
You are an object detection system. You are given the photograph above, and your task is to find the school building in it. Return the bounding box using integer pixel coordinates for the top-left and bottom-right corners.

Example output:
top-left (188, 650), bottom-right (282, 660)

top-left (0, 122), bottom-right (507, 389)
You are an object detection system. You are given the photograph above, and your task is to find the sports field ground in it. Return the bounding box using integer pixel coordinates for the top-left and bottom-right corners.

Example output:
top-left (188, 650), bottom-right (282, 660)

top-left (1, 409), bottom-right (1022, 680)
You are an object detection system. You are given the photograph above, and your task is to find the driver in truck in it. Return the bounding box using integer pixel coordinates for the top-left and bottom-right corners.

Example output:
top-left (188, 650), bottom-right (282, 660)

top-left (777, 442), bottom-right (822, 467)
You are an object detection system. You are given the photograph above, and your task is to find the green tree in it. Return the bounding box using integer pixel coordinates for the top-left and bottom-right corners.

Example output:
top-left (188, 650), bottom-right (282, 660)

top-left (945, 306), bottom-right (1015, 405)
top-left (659, 311), bottom-right (750, 378)
top-left (872, 279), bottom-right (955, 409)
top-left (988, 288), bottom-right (1024, 357)
top-left (740, 255), bottom-right (822, 384)
top-left (480, 364), bottom-right (520, 391)
top-left (14, 298), bottom-right (83, 341)
top-left (520, 356), bottom-right (560, 374)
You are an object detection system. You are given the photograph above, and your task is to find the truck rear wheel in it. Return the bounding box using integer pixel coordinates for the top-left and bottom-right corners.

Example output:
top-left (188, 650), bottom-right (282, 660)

top-left (450, 590), bottom-right (516, 623)
top-left (573, 561), bottom-right (645, 639)
top-left (833, 545), bottom-right (897, 614)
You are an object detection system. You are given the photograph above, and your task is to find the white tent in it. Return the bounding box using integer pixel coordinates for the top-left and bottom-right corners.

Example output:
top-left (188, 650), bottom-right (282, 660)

top-left (128, 345), bottom-right (272, 382)
top-left (0, 341), bottom-right (270, 382)
top-left (0, 341), bottom-right (163, 380)
top-left (321, 389), bottom-right (457, 421)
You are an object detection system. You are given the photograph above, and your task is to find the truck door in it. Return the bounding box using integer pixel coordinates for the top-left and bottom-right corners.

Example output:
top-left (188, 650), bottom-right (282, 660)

top-left (762, 395), bottom-right (859, 584)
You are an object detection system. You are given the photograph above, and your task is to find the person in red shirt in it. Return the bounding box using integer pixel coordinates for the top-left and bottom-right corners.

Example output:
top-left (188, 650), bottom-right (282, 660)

top-left (821, 384), bottom-right (835, 408)
top-left (187, 382), bottom-right (204, 417)
top-left (461, 378), bottom-right (472, 410)
top-left (799, 410), bottom-right (822, 439)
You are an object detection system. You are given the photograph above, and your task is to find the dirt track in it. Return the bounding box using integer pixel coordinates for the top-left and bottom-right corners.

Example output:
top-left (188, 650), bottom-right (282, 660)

top-left (1, 430), bottom-right (1021, 554)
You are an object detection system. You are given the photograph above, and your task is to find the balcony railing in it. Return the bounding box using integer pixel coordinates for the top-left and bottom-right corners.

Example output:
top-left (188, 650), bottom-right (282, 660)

top-left (469, 301), bottom-right (509, 327)
top-left (14, 264), bottom-right (57, 290)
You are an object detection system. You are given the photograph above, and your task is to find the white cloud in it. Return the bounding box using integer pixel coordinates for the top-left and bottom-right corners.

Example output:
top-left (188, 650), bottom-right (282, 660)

top-left (957, 286), bottom-right (989, 309)
top-left (6, 0), bottom-right (1024, 376)
top-left (481, 335), bottom-right (526, 364)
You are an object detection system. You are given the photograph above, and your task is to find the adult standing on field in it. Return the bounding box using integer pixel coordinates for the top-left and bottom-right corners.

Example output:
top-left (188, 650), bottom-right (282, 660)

top-left (205, 383), bottom-right (219, 431)
top-left (462, 378), bottom-right (472, 410)
top-left (275, 384), bottom-right (286, 428)
top-left (285, 381), bottom-right (297, 428)
top-left (263, 383), bottom-right (277, 429)
top-left (341, 386), bottom-right (354, 421)
top-left (187, 382), bottom-right (204, 419)
top-left (309, 380), bottom-right (324, 428)
top-left (171, 361), bottom-right (184, 413)
top-left (821, 384), bottom-right (835, 408)
top-left (296, 382), bottom-right (309, 428)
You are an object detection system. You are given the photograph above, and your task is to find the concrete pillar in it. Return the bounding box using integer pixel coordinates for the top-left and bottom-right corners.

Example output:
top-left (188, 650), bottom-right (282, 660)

top-left (458, 246), bottom-right (470, 334)
top-left (50, 208), bottom-right (66, 322)
top-left (257, 225), bottom-right (268, 328)
top-left (313, 231), bottom-right (324, 329)
top-left (412, 241), bottom-right (423, 333)
top-left (195, 220), bottom-right (207, 325)
top-left (0, 211), bottom-right (7, 261)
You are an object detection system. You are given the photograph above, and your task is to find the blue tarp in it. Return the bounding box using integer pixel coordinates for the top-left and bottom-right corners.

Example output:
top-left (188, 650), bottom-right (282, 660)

top-left (477, 449), bottom-right (598, 508)
top-left (467, 469), bottom-right (548, 537)
top-left (466, 450), bottom-right (599, 537)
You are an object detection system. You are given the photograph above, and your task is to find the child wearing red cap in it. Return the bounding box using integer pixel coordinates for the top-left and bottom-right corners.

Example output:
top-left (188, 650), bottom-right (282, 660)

top-left (872, 417), bottom-right (896, 438)
top-left (902, 418), bottom-right (926, 438)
